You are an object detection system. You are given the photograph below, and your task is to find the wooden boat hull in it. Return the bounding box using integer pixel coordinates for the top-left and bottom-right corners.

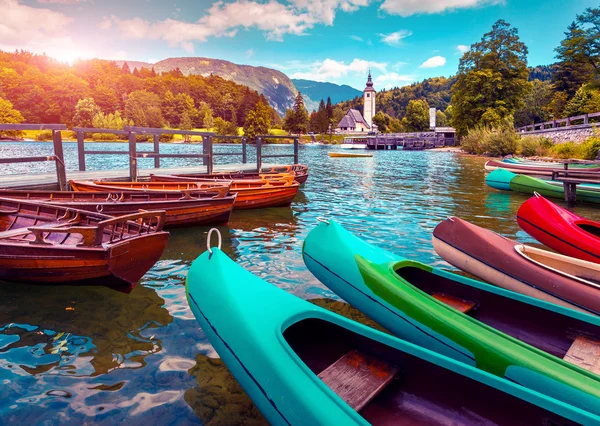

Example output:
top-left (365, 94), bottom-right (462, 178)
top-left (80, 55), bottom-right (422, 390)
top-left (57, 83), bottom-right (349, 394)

top-left (518, 195), bottom-right (600, 264)
top-left (0, 190), bottom-right (235, 227)
top-left (303, 220), bottom-right (600, 417)
top-left (69, 180), bottom-right (231, 196)
top-left (149, 175), bottom-right (300, 209)
top-left (485, 159), bottom-right (600, 176)
top-left (0, 198), bottom-right (169, 287)
top-left (187, 247), bottom-right (593, 425)
top-left (432, 217), bottom-right (600, 316)
top-left (510, 174), bottom-right (600, 204)
top-left (485, 169), bottom-right (516, 191)
top-left (329, 152), bottom-right (373, 158)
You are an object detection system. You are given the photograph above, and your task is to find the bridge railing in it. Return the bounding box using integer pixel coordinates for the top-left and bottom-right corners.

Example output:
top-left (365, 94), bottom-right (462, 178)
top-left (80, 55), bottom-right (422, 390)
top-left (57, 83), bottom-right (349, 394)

top-left (517, 112), bottom-right (600, 132)
top-left (255, 135), bottom-right (299, 171)
top-left (0, 124), bottom-right (67, 190)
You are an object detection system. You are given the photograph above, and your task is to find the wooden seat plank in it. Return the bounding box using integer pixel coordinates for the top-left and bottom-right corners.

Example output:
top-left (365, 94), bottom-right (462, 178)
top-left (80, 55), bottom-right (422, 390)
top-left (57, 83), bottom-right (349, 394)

top-left (564, 336), bottom-right (600, 375)
top-left (432, 292), bottom-right (477, 314)
top-left (317, 350), bottom-right (398, 412)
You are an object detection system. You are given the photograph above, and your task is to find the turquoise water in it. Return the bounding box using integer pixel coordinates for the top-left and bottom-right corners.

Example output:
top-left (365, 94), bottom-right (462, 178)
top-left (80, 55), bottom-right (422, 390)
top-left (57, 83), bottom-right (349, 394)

top-left (2, 143), bottom-right (600, 424)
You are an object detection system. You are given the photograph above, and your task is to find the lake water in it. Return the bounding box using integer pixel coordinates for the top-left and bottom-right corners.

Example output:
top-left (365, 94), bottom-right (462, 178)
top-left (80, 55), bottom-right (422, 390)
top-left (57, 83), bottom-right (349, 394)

top-left (2, 143), bottom-right (600, 425)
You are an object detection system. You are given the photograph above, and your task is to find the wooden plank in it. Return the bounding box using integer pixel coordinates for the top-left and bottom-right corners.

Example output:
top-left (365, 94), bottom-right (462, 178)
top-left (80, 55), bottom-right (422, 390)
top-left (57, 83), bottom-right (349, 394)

top-left (0, 124), bottom-right (66, 131)
top-left (432, 293), bottom-right (477, 313)
top-left (124, 126), bottom-right (214, 136)
top-left (564, 336), bottom-right (600, 375)
top-left (317, 350), bottom-right (398, 412)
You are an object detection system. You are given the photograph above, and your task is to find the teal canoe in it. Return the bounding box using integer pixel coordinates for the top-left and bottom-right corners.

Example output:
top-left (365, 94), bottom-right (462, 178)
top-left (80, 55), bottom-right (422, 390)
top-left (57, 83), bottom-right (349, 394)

top-left (187, 246), bottom-right (598, 425)
top-left (486, 168), bottom-right (517, 191)
top-left (303, 220), bottom-right (600, 417)
top-left (510, 174), bottom-right (600, 204)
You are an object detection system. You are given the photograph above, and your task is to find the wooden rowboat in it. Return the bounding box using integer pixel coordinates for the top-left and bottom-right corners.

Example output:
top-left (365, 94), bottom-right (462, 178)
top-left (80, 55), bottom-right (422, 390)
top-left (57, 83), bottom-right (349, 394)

top-left (518, 194), bottom-right (600, 264)
top-left (0, 189), bottom-right (236, 227)
top-left (0, 198), bottom-right (169, 287)
top-left (433, 216), bottom-right (600, 316)
top-left (329, 152), bottom-right (373, 158)
top-left (149, 175), bottom-right (300, 209)
top-left (188, 244), bottom-right (594, 425)
top-left (184, 164), bottom-right (309, 184)
top-left (69, 180), bottom-right (231, 195)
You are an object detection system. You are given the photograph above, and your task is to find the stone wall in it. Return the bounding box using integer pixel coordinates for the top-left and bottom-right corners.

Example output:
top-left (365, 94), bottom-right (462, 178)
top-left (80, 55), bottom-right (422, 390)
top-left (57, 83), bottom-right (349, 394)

top-left (518, 123), bottom-right (599, 143)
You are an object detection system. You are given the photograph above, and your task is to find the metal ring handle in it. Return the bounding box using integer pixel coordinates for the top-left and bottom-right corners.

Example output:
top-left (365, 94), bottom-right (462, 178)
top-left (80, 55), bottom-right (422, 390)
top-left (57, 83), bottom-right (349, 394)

top-left (96, 204), bottom-right (103, 213)
top-left (207, 228), bottom-right (222, 254)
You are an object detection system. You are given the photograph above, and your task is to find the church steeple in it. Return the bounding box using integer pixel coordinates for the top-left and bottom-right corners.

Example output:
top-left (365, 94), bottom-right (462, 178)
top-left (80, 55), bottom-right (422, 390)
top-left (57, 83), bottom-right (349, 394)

top-left (366, 69), bottom-right (374, 88)
top-left (363, 70), bottom-right (376, 128)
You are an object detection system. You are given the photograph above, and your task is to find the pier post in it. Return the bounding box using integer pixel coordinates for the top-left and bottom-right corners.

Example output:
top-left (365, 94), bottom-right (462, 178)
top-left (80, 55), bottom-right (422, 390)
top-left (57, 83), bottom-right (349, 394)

top-left (584, 114), bottom-right (589, 125)
top-left (242, 137), bottom-right (247, 164)
top-left (564, 182), bottom-right (577, 206)
top-left (76, 130), bottom-right (86, 171)
top-left (206, 135), bottom-right (213, 174)
top-left (153, 134), bottom-right (160, 168)
top-left (52, 130), bottom-right (67, 191)
top-left (128, 131), bottom-right (137, 182)
top-left (293, 137), bottom-right (299, 164)
top-left (256, 137), bottom-right (262, 171)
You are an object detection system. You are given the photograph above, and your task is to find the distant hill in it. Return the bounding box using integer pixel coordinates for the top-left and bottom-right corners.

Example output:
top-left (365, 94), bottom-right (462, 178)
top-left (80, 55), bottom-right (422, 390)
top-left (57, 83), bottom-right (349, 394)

top-left (117, 57), bottom-right (297, 114)
top-left (292, 79), bottom-right (363, 112)
top-left (529, 64), bottom-right (555, 82)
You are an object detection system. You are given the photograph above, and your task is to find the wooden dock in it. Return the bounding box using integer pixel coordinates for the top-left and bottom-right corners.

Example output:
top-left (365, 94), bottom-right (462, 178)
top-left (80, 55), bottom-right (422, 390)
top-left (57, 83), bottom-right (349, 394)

top-left (342, 128), bottom-right (456, 151)
top-left (0, 124), bottom-right (300, 191)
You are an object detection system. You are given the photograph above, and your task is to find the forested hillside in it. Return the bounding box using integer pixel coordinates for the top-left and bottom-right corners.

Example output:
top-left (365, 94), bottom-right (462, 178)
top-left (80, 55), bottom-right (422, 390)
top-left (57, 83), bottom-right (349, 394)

top-left (0, 50), bottom-right (277, 134)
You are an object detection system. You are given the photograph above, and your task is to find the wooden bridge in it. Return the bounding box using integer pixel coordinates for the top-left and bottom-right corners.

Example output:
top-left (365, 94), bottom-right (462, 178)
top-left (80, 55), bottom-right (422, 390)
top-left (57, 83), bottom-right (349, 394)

top-left (517, 112), bottom-right (600, 133)
top-left (343, 128), bottom-right (456, 151)
top-left (0, 124), bottom-right (300, 191)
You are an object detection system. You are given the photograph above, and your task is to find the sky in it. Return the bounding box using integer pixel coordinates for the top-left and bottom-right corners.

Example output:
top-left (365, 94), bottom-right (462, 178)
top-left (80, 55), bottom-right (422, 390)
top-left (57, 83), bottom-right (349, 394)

top-left (3, 0), bottom-right (599, 90)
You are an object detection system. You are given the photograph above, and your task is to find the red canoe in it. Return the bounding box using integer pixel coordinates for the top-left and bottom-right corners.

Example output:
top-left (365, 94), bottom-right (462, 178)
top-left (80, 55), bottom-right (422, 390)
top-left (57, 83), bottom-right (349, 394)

top-left (517, 194), bottom-right (600, 264)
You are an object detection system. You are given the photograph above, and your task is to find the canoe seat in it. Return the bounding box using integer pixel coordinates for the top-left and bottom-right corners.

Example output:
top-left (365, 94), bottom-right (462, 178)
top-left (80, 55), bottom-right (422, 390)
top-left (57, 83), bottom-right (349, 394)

top-left (317, 349), bottom-right (399, 412)
top-left (432, 293), bottom-right (477, 314)
top-left (564, 336), bottom-right (600, 375)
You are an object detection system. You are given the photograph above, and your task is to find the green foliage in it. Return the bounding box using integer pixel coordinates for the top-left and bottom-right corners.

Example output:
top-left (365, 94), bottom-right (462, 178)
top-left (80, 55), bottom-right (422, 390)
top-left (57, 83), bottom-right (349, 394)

top-left (549, 142), bottom-right (577, 159)
top-left (214, 117), bottom-right (238, 136)
top-left (452, 20), bottom-right (529, 137)
top-left (308, 99), bottom-right (331, 133)
top-left (243, 100), bottom-right (271, 141)
top-left (73, 98), bottom-right (101, 128)
top-left (283, 92), bottom-right (309, 134)
top-left (402, 99), bottom-right (430, 131)
top-left (460, 127), bottom-right (489, 155)
top-left (528, 65), bottom-right (555, 82)
top-left (563, 85), bottom-right (600, 117)
top-left (124, 90), bottom-right (164, 127)
top-left (35, 130), bottom-right (53, 141)
top-left (460, 126), bottom-right (519, 156)
top-left (0, 96), bottom-right (24, 139)
top-left (576, 135), bottom-right (600, 160)
top-left (514, 80), bottom-right (554, 127)
top-left (518, 136), bottom-right (553, 157)
top-left (435, 110), bottom-right (448, 127)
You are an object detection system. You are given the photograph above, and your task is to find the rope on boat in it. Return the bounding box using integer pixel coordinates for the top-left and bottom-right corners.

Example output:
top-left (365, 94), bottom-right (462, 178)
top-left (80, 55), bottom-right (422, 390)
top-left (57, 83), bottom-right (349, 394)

top-left (207, 228), bottom-right (222, 254)
top-left (316, 217), bottom-right (330, 225)
top-left (534, 191), bottom-right (540, 198)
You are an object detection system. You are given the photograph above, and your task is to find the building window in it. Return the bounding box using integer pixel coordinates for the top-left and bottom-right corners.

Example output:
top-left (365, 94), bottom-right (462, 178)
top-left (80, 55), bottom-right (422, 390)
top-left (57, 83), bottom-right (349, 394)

top-left (366, 93), bottom-right (370, 98)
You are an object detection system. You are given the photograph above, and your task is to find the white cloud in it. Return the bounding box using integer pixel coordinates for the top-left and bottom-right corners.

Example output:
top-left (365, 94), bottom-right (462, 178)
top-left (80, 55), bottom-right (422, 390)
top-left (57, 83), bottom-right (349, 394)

top-left (349, 35), bottom-right (363, 42)
top-left (380, 0), bottom-right (503, 17)
top-left (420, 55), bottom-right (446, 68)
top-left (290, 58), bottom-right (387, 82)
top-left (99, 16), bottom-right (112, 30)
top-left (457, 44), bottom-right (469, 53)
top-left (104, 0), bottom-right (371, 51)
top-left (392, 61), bottom-right (408, 70)
top-left (246, 48), bottom-right (255, 58)
top-left (379, 29), bottom-right (412, 46)
top-left (375, 72), bottom-right (414, 89)
top-left (0, 0), bottom-right (76, 58)
top-left (38, 0), bottom-right (85, 3)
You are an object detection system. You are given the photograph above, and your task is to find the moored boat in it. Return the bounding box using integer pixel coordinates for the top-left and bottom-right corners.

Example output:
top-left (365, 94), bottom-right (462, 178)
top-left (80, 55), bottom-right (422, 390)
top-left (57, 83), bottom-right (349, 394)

top-left (485, 159), bottom-right (600, 176)
top-left (433, 216), bottom-right (600, 316)
top-left (510, 174), bottom-right (600, 203)
top-left (69, 180), bottom-right (231, 196)
top-left (518, 194), bottom-right (600, 264)
top-left (485, 168), bottom-right (517, 191)
top-left (329, 152), bottom-right (373, 158)
top-left (0, 198), bottom-right (168, 287)
top-left (149, 175), bottom-right (300, 209)
top-left (167, 163), bottom-right (309, 185)
top-left (187, 242), bottom-right (598, 425)
top-left (0, 189), bottom-right (236, 227)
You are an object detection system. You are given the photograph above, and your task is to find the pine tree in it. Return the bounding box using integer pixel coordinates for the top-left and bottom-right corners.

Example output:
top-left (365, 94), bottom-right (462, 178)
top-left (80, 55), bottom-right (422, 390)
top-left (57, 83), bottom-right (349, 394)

top-left (121, 62), bottom-right (131, 74)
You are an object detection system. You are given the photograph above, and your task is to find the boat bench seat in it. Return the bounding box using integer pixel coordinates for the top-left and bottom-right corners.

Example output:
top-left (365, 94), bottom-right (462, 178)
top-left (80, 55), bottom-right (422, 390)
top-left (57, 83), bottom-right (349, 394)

top-left (564, 335), bottom-right (600, 375)
top-left (0, 221), bottom-right (78, 240)
top-left (317, 349), bottom-right (399, 412)
top-left (432, 293), bottom-right (477, 314)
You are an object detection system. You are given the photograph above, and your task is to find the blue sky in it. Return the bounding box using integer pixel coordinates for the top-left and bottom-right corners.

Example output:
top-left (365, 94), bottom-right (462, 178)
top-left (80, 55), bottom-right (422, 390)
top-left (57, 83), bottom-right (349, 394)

top-left (4, 0), bottom-right (599, 90)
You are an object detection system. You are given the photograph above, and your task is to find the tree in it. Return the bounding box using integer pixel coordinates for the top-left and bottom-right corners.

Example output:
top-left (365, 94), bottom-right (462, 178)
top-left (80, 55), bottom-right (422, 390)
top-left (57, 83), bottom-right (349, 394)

top-left (326, 96), bottom-right (333, 121)
top-left (124, 90), bottom-right (164, 128)
top-left (121, 62), bottom-right (131, 74)
top-left (179, 112), bottom-right (193, 142)
top-left (514, 80), bottom-right (554, 127)
top-left (243, 100), bottom-right (271, 140)
top-left (435, 110), bottom-right (448, 127)
top-left (283, 92), bottom-right (309, 134)
top-left (554, 7), bottom-right (600, 96)
top-left (451, 20), bottom-right (529, 135)
top-left (402, 99), bottom-right (430, 131)
top-left (198, 102), bottom-right (214, 129)
top-left (214, 117), bottom-right (238, 136)
top-left (563, 84), bottom-right (600, 117)
top-left (73, 97), bottom-right (101, 128)
top-left (0, 97), bottom-right (24, 139)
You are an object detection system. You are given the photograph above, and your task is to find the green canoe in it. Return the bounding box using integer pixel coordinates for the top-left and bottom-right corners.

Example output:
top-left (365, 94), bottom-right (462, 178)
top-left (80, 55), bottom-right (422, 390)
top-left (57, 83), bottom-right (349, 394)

top-left (510, 174), bottom-right (600, 204)
top-left (303, 220), bottom-right (600, 417)
top-left (187, 246), bottom-right (598, 425)
top-left (485, 168), bottom-right (517, 191)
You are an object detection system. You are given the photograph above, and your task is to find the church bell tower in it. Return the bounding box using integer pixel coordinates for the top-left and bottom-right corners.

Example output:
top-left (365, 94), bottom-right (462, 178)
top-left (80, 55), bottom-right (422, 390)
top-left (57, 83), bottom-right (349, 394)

top-left (363, 70), bottom-right (376, 128)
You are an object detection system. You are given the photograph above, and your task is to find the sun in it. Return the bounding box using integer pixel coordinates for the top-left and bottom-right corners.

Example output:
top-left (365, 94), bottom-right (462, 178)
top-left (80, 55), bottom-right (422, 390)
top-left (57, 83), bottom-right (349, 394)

top-left (50, 50), bottom-right (89, 65)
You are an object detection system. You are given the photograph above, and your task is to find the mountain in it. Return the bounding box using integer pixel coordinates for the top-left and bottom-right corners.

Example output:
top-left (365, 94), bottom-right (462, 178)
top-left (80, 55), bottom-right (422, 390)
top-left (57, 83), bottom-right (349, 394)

top-left (117, 57), bottom-right (297, 114)
top-left (292, 79), bottom-right (363, 111)
top-left (529, 64), bottom-right (555, 82)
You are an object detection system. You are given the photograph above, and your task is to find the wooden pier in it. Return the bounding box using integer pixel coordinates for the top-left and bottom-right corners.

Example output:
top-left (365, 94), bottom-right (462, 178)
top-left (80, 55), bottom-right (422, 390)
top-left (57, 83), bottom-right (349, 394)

top-left (343, 128), bottom-right (456, 151)
top-left (0, 124), bottom-right (300, 191)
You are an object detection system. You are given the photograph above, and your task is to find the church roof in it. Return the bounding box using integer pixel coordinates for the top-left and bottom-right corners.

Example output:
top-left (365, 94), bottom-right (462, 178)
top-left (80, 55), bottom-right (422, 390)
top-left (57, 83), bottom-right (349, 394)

top-left (337, 108), bottom-right (370, 129)
top-left (364, 70), bottom-right (375, 92)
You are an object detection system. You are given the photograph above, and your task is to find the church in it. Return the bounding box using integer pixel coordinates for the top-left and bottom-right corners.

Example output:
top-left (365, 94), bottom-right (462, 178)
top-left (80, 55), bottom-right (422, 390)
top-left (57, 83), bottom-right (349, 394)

top-left (336, 71), bottom-right (377, 133)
